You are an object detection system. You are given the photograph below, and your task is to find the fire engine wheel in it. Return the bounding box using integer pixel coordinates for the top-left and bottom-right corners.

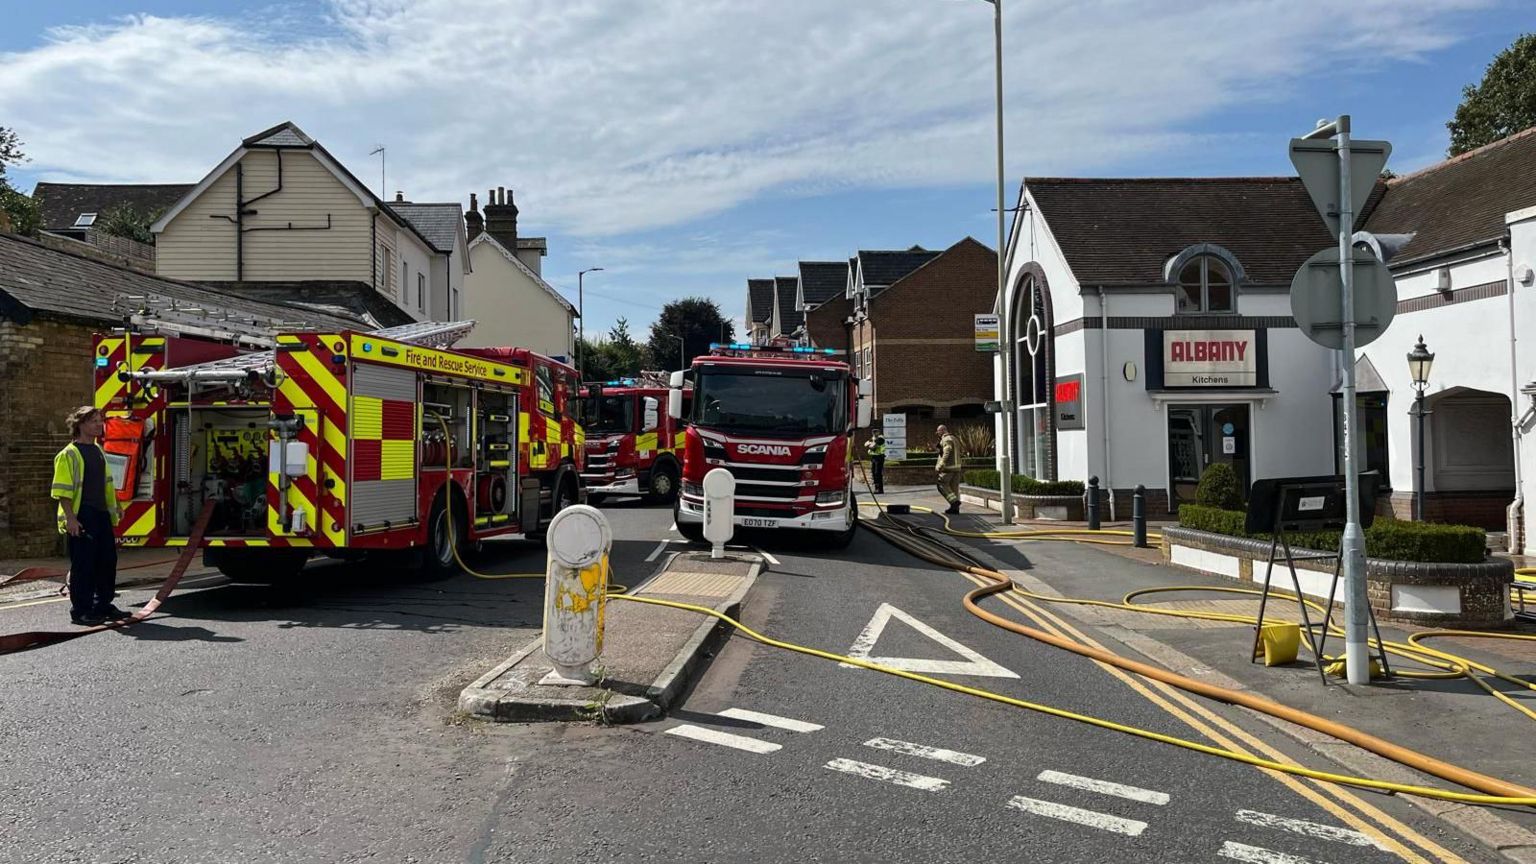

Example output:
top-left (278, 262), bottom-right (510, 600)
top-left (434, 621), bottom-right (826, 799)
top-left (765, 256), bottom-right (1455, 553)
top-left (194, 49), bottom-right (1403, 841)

top-left (644, 462), bottom-right (680, 504)
top-left (828, 494), bottom-right (859, 549)
top-left (426, 497), bottom-right (466, 577)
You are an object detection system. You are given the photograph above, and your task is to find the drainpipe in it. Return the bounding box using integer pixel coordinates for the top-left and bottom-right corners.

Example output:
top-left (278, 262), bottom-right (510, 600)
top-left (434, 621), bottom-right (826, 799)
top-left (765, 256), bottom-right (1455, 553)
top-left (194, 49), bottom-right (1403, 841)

top-left (1506, 235), bottom-right (1525, 552)
top-left (1098, 286), bottom-right (1116, 520)
top-left (235, 161), bottom-right (244, 281)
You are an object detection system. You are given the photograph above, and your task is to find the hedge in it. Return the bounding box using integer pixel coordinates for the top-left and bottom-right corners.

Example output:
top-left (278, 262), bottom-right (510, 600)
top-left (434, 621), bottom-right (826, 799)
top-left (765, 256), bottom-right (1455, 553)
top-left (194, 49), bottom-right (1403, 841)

top-left (961, 469), bottom-right (1085, 497)
top-left (1176, 504), bottom-right (1487, 564)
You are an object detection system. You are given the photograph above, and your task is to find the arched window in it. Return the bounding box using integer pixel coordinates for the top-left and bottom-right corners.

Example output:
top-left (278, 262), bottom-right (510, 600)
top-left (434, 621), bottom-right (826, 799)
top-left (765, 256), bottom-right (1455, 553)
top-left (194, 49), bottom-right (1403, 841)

top-left (1176, 256), bottom-right (1235, 314)
top-left (1009, 273), bottom-right (1053, 480)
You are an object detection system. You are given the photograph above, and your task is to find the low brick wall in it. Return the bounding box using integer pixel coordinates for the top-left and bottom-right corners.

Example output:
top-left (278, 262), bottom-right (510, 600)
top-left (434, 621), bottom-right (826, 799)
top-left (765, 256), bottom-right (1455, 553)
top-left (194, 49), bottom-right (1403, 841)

top-left (865, 460), bottom-right (989, 487)
top-left (1161, 526), bottom-right (1513, 629)
top-left (959, 484), bottom-right (1084, 521)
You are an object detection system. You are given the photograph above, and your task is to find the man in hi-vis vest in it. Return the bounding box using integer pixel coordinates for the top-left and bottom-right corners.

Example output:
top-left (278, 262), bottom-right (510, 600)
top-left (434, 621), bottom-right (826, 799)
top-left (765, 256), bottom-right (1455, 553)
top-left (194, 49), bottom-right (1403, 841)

top-left (52, 406), bottom-right (125, 626)
top-left (864, 428), bottom-right (886, 494)
top-left (935, 424), bottom-right (963, 515)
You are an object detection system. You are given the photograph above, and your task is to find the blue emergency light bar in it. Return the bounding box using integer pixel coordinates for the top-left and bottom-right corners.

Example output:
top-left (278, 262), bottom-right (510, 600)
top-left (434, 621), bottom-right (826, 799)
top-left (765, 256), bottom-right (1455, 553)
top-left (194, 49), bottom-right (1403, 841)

top-left (708, 342), bottom-right (839, 355)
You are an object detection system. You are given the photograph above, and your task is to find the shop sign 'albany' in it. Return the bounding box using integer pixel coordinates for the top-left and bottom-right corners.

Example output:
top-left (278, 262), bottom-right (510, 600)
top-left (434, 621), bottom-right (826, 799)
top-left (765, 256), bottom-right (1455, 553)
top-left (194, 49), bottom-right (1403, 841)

top-left (1163, 329), bottom-right (1257, 387)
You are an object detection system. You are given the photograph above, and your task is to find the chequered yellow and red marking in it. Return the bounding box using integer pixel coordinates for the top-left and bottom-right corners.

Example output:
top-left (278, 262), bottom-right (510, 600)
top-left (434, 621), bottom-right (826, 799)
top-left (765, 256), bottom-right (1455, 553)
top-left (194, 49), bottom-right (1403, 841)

top-left (272, 333), bottom-right (349, 547)
top-left (94, 335), bottom-right (169, 540)
top-left (351, 392), bottom-right (416, 481)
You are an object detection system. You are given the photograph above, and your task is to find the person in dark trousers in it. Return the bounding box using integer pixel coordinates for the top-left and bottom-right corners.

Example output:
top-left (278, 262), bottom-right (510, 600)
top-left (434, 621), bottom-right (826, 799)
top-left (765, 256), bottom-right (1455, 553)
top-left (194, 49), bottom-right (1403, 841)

top-left (52, 406), bottom-right (125, 626)
top-left (864, 428), bottom-right (887, 494)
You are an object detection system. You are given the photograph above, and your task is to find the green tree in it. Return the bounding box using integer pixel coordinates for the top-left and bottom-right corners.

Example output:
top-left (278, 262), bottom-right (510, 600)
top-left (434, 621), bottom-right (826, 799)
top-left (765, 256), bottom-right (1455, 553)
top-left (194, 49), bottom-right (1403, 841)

top-left (1447, 33), bottom-right (1536, 156)
top-left (0, 126), bottom-right (39, 236)
top-left (96, 203), bottom-right (163, 244)
top-left (607, 317), bottom-right (643, 376)
top-left (645, 297), bottom-right (733, 372)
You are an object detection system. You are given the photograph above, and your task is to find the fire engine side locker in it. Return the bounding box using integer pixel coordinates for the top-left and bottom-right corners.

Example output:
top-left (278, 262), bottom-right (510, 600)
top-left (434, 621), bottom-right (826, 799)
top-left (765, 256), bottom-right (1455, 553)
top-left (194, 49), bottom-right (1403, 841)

top-left (348, 362), bottom-right (420, 534)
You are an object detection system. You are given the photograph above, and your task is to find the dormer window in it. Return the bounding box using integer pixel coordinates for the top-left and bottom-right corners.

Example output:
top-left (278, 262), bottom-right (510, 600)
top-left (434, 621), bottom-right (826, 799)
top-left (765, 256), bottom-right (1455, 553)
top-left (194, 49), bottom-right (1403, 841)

top-left (1176, 256), bottom-right (1235, 314)
top-left (73, 213), bottom-right (97, 228)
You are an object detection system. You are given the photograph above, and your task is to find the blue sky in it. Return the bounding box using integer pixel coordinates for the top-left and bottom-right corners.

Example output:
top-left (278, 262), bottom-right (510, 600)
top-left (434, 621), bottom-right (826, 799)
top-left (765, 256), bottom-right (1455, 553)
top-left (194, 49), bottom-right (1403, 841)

top-left (1, 1), bottom-right (1524, 339)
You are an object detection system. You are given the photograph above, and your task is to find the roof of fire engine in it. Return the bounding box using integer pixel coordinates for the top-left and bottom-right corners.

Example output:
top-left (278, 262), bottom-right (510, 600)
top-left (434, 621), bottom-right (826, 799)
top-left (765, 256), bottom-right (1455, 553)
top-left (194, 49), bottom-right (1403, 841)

top-left (0, 232), bottom-right (365, 332)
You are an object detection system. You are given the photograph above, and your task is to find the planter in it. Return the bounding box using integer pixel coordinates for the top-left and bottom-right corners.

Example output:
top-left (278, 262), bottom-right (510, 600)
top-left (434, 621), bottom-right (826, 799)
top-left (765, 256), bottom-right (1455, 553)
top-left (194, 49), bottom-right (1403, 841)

top-left (959, 484), bottom-right (1085, 521)
top-left (1160, 526), bottom-right (1513, 629)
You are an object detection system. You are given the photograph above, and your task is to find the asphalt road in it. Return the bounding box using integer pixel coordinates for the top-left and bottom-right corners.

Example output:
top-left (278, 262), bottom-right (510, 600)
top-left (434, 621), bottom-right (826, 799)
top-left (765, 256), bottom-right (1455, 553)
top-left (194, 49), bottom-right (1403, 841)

top-left (0, 495), bottom-right (1503, 863)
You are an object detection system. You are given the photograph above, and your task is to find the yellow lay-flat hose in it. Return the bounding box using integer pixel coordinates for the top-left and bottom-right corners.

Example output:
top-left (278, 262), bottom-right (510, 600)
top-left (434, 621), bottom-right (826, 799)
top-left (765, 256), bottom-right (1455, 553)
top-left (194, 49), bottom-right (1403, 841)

top-left (860, 499), bottom-right (1536, 712)
top-left (851, 515), bottom-right (1536, 805)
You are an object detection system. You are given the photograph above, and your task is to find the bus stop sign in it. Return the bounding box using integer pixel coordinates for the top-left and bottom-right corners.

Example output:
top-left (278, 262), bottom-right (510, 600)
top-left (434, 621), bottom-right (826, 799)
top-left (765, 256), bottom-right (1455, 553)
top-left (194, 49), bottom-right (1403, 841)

top-left (1290, 247), bottom-right (1396, 350)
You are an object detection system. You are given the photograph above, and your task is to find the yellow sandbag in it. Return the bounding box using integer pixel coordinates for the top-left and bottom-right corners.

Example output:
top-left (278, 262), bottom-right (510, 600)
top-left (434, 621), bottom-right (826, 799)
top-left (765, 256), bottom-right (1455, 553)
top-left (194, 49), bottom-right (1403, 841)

top-left (1254, 622), bottom-right (1301, 666)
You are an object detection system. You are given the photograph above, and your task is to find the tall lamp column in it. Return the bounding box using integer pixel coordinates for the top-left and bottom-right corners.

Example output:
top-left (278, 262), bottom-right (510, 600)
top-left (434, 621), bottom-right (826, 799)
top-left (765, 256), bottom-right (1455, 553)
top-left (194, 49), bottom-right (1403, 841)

top-left (1406, 335), bottom-right (1435, 521)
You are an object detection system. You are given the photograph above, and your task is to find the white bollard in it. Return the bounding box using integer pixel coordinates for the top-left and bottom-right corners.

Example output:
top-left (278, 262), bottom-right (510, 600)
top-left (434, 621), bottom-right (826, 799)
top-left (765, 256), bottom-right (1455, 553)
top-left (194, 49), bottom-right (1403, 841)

top-left (540, 504), bottom-right (612, 686)
top-left (702, 468), bottom-right (736, 559)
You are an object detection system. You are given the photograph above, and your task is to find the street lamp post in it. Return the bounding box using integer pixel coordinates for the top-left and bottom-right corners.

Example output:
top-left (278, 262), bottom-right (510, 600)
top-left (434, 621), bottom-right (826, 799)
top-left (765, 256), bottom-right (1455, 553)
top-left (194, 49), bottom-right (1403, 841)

top-left (978, 0), bottom-right (1015, 524)
top-left (669, 333), bottom-right (685, 372)
top-left (1407, 335), bottom-right (1435, 521)
top-left (577, 267), bottom-right (604, 382)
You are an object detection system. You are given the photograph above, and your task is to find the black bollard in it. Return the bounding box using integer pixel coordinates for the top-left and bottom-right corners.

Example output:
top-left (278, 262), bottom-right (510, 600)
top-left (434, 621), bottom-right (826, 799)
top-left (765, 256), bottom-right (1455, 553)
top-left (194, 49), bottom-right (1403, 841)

top-left (1132, 484), bottom-right (1148, 548)
top-left (1087, 476), bottom-right (1101, 531)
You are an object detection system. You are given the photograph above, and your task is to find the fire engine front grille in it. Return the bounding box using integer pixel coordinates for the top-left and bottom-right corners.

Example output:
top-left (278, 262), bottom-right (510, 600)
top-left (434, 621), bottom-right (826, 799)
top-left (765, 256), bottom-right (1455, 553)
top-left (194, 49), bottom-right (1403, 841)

top-left (735, 483), bottom-right (803, 501)
top-left (725, 465), bottom-right (801, 484)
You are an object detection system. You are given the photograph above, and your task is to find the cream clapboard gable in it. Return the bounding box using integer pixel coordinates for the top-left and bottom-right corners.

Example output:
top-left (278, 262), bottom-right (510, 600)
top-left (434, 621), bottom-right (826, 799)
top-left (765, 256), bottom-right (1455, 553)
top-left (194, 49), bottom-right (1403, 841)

top-left (460, 233), bottom-right (576, 358)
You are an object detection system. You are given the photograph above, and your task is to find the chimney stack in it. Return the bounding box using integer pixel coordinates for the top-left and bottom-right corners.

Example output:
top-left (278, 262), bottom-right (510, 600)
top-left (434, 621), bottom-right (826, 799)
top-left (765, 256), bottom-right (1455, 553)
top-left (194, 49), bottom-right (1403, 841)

top-left (394, 190), bottom-right (405, 202)
top-left (465, 192), bottom-right (483, 242)
top-left (483, 185), bottom-right (520, 248)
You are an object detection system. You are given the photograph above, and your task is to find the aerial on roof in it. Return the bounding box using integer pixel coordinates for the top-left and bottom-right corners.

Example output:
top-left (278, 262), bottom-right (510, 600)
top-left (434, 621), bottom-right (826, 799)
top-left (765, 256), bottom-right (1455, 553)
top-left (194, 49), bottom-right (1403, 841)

top-left (773, 276), bottom-right (803, 332)
top-left (31, 182), bottom-right (194, 233)
top-left (386, 202), bottom-right (464, 254)
top-left (747, 278), bottom-right (775, 324)
top-left (1024, 177), bottom-right (1351, 286)
top-left (0, 232), bottom-right (363, 331)
top-left (797, 261), bottom-right (850, 309)
top-left (857, 248), bottom-right (940, 295)
top-left (1364, 125), bottom-right (1536, 266)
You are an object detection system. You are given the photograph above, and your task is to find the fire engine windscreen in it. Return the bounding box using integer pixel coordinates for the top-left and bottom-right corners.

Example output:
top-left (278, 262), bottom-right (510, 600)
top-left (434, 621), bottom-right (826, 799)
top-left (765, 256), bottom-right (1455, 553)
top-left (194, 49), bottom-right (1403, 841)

top-left (577, 394), bottom-right (634, 435)
top-left (692, 369), bottom-right (847, 437)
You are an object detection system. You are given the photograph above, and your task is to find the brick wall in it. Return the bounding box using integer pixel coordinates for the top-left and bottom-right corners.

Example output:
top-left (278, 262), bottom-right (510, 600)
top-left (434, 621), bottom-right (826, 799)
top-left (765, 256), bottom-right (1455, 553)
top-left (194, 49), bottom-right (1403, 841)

top-left (0, 317), bottom-right (98, 558)
top-left (804, 295), bottom-right (851, 355)
top-left (857, 238), bottom-right (996, 420)
top-left (1383, 491), bottom-right (1514, 530)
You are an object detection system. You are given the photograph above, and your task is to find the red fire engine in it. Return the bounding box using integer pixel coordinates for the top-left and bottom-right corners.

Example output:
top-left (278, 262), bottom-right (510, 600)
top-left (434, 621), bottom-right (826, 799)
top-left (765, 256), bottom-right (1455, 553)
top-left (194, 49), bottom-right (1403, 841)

top-left (667, 343), bottom-right (871, 546)
top-left (95, 320), bottom-right (586, 581)
top-left (577, 373), bottom-right (692, 503)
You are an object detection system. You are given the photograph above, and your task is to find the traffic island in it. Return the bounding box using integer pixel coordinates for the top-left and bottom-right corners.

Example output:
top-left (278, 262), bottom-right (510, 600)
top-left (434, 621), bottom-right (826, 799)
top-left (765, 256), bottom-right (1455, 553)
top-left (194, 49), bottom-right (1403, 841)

top-left (458, 550), bottom-right (763, 723)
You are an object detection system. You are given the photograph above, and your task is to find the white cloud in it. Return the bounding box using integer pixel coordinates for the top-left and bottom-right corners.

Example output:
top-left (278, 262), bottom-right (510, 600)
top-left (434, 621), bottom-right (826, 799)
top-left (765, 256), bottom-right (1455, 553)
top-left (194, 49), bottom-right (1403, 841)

top-left (0, 0), bottom-right (1493, 240)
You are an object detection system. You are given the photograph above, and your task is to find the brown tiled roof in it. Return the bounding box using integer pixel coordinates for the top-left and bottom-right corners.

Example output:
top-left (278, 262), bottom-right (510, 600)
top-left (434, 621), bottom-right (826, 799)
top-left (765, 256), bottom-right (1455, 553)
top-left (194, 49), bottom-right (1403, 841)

top-left (31, 182), bottom-right (194, 233)
top-left (1026, 177), bottom-right (1348, 286)
top-left (1363, 125), bottom-right (1536, 265)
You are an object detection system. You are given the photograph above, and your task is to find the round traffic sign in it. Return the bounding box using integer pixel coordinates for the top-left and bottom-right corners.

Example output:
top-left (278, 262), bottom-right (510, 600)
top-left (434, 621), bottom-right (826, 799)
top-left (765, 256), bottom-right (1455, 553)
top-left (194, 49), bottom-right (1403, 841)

top-left (1290, 247), bottom-right (1397, 350)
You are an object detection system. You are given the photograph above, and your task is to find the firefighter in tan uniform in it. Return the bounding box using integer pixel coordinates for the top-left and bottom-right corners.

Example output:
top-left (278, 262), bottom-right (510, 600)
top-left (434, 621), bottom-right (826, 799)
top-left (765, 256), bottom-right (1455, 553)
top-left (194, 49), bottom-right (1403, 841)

top-left (935, 424), bottom-right (963, 515)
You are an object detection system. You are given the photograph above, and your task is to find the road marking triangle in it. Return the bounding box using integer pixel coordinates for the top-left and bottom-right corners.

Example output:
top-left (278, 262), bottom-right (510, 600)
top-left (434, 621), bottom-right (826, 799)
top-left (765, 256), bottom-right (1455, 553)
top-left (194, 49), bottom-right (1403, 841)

top-left (840, 602), bottom-right (1019, 679)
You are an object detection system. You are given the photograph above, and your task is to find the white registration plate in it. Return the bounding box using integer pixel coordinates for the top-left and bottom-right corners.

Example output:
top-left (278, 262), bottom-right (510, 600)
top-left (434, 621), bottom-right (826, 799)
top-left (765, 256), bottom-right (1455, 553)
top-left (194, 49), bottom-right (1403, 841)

top-left (741, 517), bottom-right (777, 528)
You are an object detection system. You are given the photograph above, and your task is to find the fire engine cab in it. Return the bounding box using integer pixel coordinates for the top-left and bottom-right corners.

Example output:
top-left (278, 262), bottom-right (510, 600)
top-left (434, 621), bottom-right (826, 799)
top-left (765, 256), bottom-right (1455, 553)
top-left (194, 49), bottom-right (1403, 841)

top-left (577, 373), bottom-right (691, 503)
top-left (667, 343), bottom-right (871, 546)
top-left (95, 320), bottom-right (586, 581)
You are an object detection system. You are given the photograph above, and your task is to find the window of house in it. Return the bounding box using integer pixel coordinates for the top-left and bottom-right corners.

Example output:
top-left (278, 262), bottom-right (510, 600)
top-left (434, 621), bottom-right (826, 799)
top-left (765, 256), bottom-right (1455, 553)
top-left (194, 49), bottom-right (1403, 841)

top-left (862, 346), bottom-right (872, 374)
top-left (417, 273), bottom-right (425, 310)
top-left (73, 213), bottom-right (97, 228)
top-left (1176, 256), bottom-right (1235, 314)
top-left (401, 262), bottom-right (409, 302)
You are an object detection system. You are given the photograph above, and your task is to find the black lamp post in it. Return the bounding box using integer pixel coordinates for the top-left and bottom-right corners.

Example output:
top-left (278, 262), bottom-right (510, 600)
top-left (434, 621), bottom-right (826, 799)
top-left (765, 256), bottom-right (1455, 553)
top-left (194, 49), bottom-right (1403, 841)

top-left (1406, 335), bottom-right (1435, 521)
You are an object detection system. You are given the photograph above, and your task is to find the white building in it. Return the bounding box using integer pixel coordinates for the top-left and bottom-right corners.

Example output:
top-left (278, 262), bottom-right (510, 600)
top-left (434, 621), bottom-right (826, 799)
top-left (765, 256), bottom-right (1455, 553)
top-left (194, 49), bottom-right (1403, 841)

top-left (459, 188), bottom-right (577, 360)
top-left (1356, 128), bottom-right (1536, 553)
top-left (994, 177), bottom-right (1342, 518)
